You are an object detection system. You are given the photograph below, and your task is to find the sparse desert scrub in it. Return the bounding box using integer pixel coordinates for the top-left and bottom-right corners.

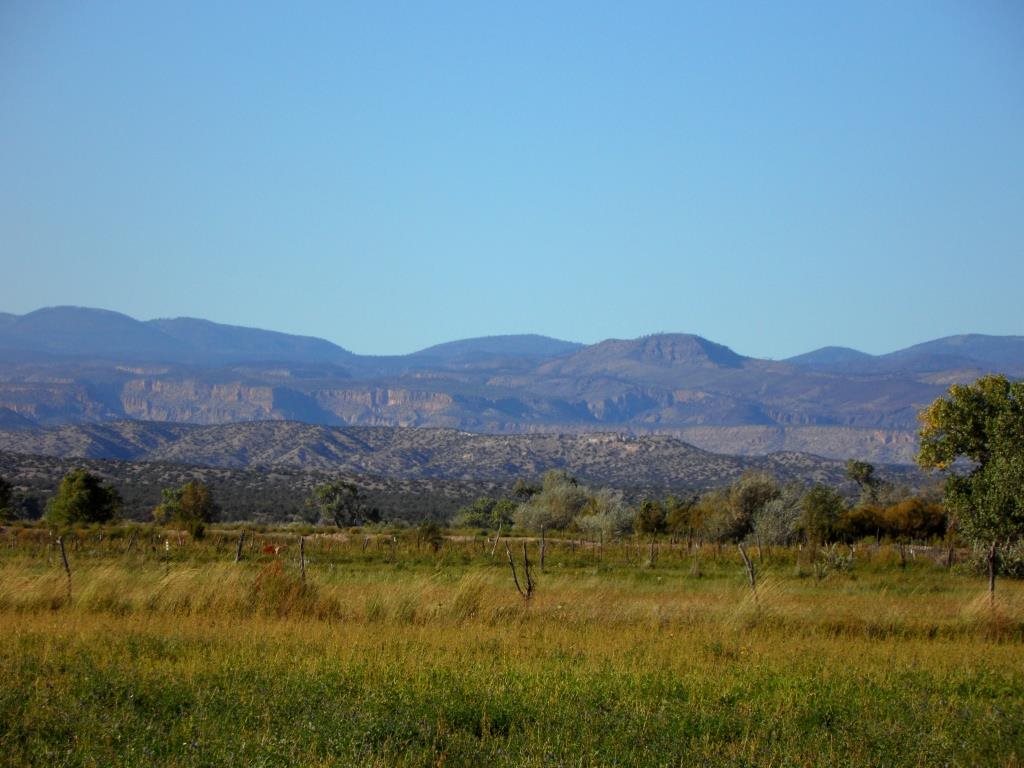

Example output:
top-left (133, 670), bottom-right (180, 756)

top-left (0, 530), bottom-right (1022, 766)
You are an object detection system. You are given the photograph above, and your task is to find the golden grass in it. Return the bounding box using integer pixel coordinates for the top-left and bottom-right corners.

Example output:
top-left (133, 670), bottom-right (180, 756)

top-left (1, 539), bottom-right (1023, 766)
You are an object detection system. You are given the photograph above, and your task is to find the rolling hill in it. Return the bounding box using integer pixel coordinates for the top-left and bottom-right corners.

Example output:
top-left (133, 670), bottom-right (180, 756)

top-left (0, 419), bottom-right (917, 492)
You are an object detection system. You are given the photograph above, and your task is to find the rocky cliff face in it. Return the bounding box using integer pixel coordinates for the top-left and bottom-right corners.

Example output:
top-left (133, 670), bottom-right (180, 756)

top-left (0, 381), bottom-right (118, 424)
top-left (120, 379), bottom-right (279, 422)
top-left (0, 372), bottom-right (929, 463)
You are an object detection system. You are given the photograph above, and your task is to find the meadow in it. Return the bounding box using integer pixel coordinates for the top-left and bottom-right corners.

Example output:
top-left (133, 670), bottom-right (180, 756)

top-left (1, 527), bottom-right (1022, 767)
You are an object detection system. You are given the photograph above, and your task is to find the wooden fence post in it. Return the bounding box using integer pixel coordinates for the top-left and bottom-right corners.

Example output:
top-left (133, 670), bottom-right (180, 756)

top-left (738, 543), bottom-right (756, 594)
top-left (57, 536), bottom-right (71, 602)
top-left (505, 542), bottom-right (524, 598)
top-left (490, 523), bottom-right (503, 558)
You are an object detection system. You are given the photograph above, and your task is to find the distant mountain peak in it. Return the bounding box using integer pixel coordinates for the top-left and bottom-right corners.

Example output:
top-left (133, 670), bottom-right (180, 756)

top-left (148, 316), bottom-right (354, 364)
top-left (20, 305), bottom-right (147, 326)
top-left (635, 333), bottom-right (746, 366)
top-left (410, 334), bottom-right (583, 362)
top-left (0, 306), bottom-right (191, 361)
top-left (0, 306), bottom-right (356, 366)
top-left (583, 333), bottom-right (747, 368)
top-left (786, 346), bottom-right (875, 370)
top-left (786, 334), bottom-right (1024, 376)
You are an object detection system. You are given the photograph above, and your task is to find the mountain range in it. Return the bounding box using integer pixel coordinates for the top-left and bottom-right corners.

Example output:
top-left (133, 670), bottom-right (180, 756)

top-left (1, 306), bottom-right (1021, 465)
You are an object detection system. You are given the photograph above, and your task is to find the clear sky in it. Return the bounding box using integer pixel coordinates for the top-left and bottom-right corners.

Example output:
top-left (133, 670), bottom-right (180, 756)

top-left (2, 1), bottom-right (1022, 358)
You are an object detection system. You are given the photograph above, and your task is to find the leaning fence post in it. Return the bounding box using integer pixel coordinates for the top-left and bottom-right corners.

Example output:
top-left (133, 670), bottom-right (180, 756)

top-left (738, 542), bottom-right (756, 594)
top-left (490, 523), bottom-right (503, 558)
top-left (234, 531), bottom-right (245, 563)
top-left (505, 541), bottom-right (524, 598)
top-left (57, 536), bottom-right (72, 603)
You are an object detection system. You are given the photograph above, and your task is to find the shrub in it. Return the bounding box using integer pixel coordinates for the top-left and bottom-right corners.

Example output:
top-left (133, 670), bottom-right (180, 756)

top-left (247, 560), bottom-right (318, 617)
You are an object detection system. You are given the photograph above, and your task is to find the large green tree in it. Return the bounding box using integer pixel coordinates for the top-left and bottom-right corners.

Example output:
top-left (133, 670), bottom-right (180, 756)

top-left (311, 481), bottom-right (378, 528)
top-left (752, 483), bottom-right (804, 547)
top-left (154, 480), bottom-right (218, 538)
top-left (845, 459), bottom-right (880, 505)
top-left (634, 499), bottom-right (666, 536)
top-left (917, 374), bottom-right (1024, 597)
top-left (700, 473), bottom-right (780, 544)
top-left (45, 469), bottom-right (121, 526)
top-left (574, 488), bottom-right (632, 538)
top-left (453, 496), bottom-right (516, 530)
top-left (514, 470), bottom-right (589, 531)
top-left (664, 494), bottom-right (698, 544)
top-left (801, 484), bottom-right (845, 546)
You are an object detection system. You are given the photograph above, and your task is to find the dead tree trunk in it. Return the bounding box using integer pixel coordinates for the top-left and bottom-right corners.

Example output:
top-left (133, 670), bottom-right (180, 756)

top-left (504, 541), bottom-right (534, 600)
top-left (522, 541), bottom-right (535, 598)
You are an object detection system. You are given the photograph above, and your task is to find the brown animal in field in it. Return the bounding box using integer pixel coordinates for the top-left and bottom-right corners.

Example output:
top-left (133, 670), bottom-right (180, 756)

top-left (261, 544), bottom-right (286, 556)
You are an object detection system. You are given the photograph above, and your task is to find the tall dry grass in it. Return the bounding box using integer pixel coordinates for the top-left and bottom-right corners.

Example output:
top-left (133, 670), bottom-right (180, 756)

top-left (1, 533), bottom-right (1023, 766)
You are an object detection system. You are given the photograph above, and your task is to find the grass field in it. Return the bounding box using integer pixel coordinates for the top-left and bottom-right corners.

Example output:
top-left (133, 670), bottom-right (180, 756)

top-left (1, 528), bottom-right (1022, 767)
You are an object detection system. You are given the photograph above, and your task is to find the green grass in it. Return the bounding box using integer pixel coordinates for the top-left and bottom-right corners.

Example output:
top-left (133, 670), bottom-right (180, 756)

top-left (1, 528), bottom-right (1022, 766)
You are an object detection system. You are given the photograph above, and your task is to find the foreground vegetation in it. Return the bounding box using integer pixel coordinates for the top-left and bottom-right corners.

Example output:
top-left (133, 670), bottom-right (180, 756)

top-left (1, 528), bottom-right (1022, 767)
top-left (1, 376), bottom-right (1021, 765)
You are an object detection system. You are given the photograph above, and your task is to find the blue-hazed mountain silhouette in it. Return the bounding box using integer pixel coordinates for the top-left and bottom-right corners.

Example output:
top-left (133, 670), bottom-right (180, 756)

top-left (409, 335), bottom-right (583, 364)
top-left (0, 307), bottom-right (358, 366)
top-left (148, 316), bottom-right (357, 366)
top-left (785, 346), bottom-right (878, 371)
top-left (0, 306), bottom-right (1020, 464)
top-left (0, 307), bottom-right (194, 361)
top-left (787, 335), bottom-right (1024, 376)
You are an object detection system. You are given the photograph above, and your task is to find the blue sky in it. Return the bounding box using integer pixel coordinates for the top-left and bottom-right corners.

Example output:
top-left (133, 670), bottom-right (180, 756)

top-left (2, 1), bottom-right (1022, 357)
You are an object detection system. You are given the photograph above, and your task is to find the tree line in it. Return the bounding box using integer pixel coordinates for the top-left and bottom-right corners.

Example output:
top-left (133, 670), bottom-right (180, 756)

top-left (451, 464), bottom-right (946, 548)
